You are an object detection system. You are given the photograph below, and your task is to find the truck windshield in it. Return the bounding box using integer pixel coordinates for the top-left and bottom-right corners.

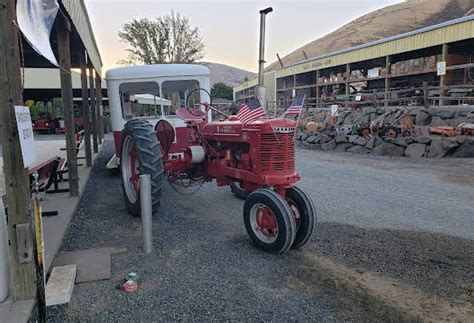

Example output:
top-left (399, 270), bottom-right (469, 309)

top-left (118, 81), bottom-right (164, 119)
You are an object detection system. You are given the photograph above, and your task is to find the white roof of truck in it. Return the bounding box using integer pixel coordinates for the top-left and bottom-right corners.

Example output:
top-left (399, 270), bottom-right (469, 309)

top-left (105, 64), bottom-right (210, 81)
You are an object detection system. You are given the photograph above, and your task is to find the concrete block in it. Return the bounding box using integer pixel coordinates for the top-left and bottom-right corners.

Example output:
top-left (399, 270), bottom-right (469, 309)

top-left (46, 264), bottom-right (77, 306)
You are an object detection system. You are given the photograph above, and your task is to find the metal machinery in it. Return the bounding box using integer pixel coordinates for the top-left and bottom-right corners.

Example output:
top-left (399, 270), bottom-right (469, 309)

top-left (106, 64), bottom-right (316, 253)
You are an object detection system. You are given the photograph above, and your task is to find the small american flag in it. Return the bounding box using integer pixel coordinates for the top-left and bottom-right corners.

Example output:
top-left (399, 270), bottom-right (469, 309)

top-left (285, 96), bottom-right (305, 115)
top-left (236, 98), bottom-right (265, 124)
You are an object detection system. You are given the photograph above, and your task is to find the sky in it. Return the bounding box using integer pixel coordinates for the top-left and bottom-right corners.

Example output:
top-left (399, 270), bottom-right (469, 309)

top-left (84, 0), bottom-right (404, 73)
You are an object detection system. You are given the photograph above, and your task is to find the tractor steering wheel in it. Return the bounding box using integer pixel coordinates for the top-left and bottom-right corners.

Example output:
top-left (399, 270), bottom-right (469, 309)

top-left (185, 88), bottom-right (230, 119)
top-left (185, 88), bottom-right (212, 117)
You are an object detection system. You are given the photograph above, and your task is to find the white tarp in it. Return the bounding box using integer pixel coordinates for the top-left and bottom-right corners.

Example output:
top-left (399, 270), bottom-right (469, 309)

top-left (17, 0), bottom-right (59, 67)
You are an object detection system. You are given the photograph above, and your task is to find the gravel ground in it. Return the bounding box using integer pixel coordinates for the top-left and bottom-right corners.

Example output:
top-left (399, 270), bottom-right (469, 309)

top-left (37, 138), bottom-right (473, 321)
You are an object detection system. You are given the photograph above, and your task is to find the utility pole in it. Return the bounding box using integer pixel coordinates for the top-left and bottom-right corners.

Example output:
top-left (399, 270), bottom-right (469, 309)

top-left (80, 50), bottom-right (92, 167)
top-left (57, 14), bottom-right (79, 197)
top-left (0, 0), bottom-right (37, 300)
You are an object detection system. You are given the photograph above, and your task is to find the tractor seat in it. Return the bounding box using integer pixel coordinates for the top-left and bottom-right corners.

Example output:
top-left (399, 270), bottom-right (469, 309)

top-left (175, 108), bottom-right (205, 121)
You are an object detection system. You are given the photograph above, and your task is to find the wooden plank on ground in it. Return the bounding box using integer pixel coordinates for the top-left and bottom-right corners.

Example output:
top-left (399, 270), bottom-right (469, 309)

top-left (45, 265), bottom-right (77, 306)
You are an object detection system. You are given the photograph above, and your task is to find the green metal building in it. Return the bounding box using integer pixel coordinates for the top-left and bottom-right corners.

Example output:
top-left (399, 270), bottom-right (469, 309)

top-left (234, 15), bottom-right (474, 109)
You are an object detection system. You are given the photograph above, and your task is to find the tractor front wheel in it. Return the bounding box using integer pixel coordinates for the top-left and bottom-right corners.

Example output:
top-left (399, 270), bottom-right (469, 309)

top-left (120, 119), bottom-right (164, 217)
top-left (285, 186), bottom-right (317, 249)
top-left (243, 189), bottom-right (296, 253)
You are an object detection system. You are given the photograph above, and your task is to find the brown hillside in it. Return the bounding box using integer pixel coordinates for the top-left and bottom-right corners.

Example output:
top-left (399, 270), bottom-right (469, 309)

top-left (267, 0), bottom-right (473, 71)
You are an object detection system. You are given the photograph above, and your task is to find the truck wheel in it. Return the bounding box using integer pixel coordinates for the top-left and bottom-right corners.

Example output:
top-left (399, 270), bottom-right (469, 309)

top-left (285, 186), bottom-right (317, 249)
top-left (230, 182), bottom-right (249, 200)
top-left (243, 189), bottom-right (296, 253)
top-left (120, 119), bottom-right (164, 217)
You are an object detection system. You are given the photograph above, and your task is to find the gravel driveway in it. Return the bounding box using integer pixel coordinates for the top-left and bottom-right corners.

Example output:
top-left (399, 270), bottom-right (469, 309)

top-left (39, 139), bottom-right (473, 321)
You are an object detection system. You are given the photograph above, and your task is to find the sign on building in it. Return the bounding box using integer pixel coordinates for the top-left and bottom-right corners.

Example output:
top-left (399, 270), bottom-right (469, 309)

top-left (437, 61), bottom-right (446, 76)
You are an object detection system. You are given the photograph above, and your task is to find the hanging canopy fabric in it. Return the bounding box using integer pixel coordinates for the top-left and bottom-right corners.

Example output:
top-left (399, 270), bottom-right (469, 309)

top-left (17, 0), bottom-right (60, 67)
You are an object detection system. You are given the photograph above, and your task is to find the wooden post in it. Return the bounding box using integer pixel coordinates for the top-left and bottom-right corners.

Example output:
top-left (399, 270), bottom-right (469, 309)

top-left (0, 0), bottom-right (36, 300)
top-left (302, 50), bottom-right (308, 60)
top-left (345, 63), bottom-right (350, 108)
top-left (276, 53), bottom-right (284, 68)
top-left (315, 70), bottom-right (320, 108)
top-left (95, 73), bottom-right (102, 145)
top-left (422, 81), bottom-right (429, 108)
top-left (384, 55), bottom-right (391, 107)
top-left (89, 69), bottom-right (98, 153)
top-left (80, 51), bottom-right (92, 167)
top-left (439, 43), bottom-right (448, 106)
top-left (57, 15), bottom-right (79, 197)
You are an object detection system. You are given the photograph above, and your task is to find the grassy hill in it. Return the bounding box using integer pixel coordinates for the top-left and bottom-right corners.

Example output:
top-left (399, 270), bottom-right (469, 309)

top-left (267, 0), bottom-right (473, 71)
top-left (200, 62), bottom-right (255, 87)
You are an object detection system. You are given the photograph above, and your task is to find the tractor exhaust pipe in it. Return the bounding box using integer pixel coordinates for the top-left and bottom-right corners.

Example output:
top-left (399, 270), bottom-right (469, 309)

top-left (258, 7), bottom-right (272, 86)
top-left (257, 7), bottom-right (272, 110)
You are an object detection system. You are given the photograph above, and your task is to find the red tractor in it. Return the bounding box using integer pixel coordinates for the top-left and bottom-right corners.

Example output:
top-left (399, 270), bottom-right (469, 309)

top-left (106, 64), bottom-right (316, 253)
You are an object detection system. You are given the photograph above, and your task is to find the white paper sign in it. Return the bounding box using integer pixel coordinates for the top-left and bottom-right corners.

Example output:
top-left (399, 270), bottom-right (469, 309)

top-left (367, 67), bottom-right (380, 78)
top-left (14, 106), bottom-right (36, 167)
top-left (330, 105), bottom-right (339, 117)
top-left (437, 61), bottom-right (446, 76)
top-left (355, 95), bottom-right (362, 102)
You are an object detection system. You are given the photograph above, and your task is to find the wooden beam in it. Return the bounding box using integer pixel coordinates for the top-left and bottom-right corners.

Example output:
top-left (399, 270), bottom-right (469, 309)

top-left (384, 55), bottom-right (391, 107)
top-left (315, 70), bottom-right (320, 108)
top-left (79, 51), bottom-right (92, 167)
top-left (439, 43), bottom-right (448, 105)
top-left (345, 63), bottom-right (350, 108)
top-left (0, 0), bottom-right (36, 300)
top-left (302, 50), bottom-right (308, 60)
top-left (57, 15), bottom-right (79, 197)
top-left (89, 69), bottom-right (98, 153)
top-left (95, 73), bottom-right (102, 145)
top-left (276, 53), bottom-right (284, 68)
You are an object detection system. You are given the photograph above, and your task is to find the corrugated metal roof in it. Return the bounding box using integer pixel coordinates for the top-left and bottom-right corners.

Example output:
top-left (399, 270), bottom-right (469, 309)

top-left (286, 15), bottom-right (474, 69)
top-left (61, 0), bottom-right (102, 75)
top-left (235, 15), bottom-right (474, 92)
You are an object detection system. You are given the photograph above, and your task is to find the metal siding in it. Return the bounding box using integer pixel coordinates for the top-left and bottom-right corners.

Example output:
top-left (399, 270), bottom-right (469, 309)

top-left (276, 19), bottom-right (474, 78)
top-left (264, 72), bottom-right (276, 102)
top-left (233, 78), bottom-right (258, 92)
top-left (236, 18), bottom-right (474, 90)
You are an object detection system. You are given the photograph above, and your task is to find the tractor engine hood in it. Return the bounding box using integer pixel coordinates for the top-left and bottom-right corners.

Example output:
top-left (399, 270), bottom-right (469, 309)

top-left (201, 118), bottom-right (297, 136)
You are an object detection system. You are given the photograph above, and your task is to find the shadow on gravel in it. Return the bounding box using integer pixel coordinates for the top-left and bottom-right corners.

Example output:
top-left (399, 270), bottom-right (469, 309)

top-left (35, 139), bottom-right (472, 322)
top-left (310, 222), bottom-right (474, 302)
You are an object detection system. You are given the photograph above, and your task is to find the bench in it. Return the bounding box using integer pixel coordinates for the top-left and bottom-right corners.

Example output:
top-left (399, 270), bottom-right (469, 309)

top-left (1, 156), bottom-right (67, 217)
top-left (59, 130), bottom-right (85, 179)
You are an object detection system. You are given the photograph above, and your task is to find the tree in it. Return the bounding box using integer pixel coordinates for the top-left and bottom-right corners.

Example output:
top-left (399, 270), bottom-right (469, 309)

top-left (118, 11), bottom-right (205, 65)
top-left (211, 82), bottom-right (233, 100)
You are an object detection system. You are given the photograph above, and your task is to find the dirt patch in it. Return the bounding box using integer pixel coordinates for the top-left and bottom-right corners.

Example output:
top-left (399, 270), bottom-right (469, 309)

top-left (290, 252), bottom-right (473, 322)
top-left (437, 172), bottom-right (474, 187)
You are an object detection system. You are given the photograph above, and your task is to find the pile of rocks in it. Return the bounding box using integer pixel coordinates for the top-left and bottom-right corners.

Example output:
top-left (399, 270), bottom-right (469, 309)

top-left (297, 106), bottom-right (474, 158)
top-left (298, 131), bottom-right (474, 158)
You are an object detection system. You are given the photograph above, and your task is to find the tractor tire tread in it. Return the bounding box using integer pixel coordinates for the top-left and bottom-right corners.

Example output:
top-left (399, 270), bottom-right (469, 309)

top-left (121, 119), bottom-right (164, 217)
top-left (287, 186), bottom-right (317, 249)
top-left (244, 189), bottom-right (296, 253)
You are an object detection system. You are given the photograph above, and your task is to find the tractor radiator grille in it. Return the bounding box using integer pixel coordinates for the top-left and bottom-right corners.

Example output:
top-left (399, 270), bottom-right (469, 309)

top-left (259, 133), bottom-right (295, 172)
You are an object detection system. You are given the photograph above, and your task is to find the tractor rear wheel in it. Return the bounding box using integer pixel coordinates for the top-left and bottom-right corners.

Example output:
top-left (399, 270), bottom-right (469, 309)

top-left (120, 119), bottom-right (164, 217)
top-left (230, 181), bottom-right (249, 200)
top-left (285, 187), bottom-right (317, 249)
top-left (243, 189), bottom-right (296, 253)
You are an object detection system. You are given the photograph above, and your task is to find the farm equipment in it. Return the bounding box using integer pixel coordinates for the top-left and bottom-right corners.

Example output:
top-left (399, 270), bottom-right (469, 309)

top-left (106, 64), bottom-right (316, 254)
top-left (33, 112), bottom-right (57, 134)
